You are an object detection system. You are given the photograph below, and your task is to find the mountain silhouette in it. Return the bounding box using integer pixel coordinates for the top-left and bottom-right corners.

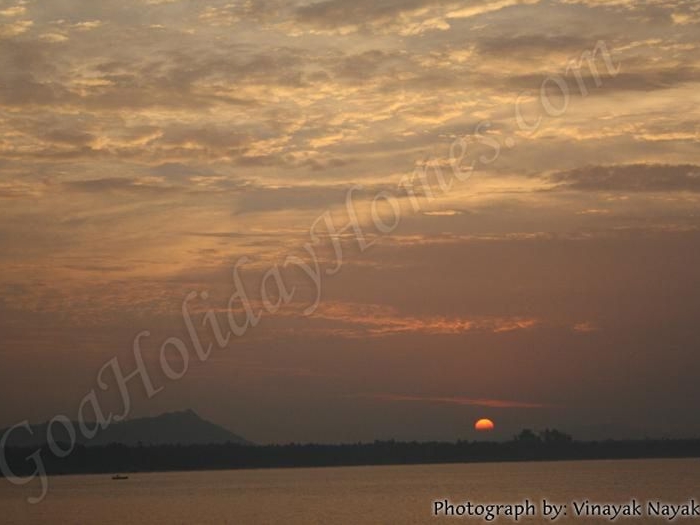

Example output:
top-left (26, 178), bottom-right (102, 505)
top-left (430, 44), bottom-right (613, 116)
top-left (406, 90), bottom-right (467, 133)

top-left (0, 409), bottom-right (252, 447)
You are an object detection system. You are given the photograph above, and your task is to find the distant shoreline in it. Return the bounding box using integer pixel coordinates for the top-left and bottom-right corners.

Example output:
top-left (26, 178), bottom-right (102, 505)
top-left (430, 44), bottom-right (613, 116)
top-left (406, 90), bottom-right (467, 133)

top-left (3, 439), bottom-right (700, 478)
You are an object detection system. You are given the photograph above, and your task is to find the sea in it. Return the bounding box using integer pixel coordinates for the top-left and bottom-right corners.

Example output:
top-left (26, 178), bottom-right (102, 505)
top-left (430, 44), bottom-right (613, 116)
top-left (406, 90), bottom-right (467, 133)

top-left (1, 458), bottom-right (698, 524)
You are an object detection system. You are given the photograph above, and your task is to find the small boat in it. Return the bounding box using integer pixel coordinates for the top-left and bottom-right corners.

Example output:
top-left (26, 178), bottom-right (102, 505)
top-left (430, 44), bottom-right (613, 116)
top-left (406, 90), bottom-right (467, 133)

top-left (111, 474), bottom-right (129, 480)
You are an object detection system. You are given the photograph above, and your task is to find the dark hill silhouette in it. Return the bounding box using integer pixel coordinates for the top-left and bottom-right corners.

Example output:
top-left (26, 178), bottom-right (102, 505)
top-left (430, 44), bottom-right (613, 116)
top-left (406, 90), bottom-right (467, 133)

top-left (0, 409), bottom-right (251, 447)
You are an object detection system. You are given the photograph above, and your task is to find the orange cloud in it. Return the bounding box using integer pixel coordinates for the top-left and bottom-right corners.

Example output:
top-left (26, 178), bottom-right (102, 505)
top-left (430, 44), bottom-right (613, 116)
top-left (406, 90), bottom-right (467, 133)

top-left (355, 393), bottom-right (550, 409)
top-left (572, 322), bottom-right (598, 333)
top-left (310, 301), bottom-right (539, 337)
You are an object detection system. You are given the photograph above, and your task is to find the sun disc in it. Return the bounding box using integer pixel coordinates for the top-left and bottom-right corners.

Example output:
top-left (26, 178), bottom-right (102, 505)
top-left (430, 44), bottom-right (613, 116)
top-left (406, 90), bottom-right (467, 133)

top-left (475, 418), bottom-right (495, 431)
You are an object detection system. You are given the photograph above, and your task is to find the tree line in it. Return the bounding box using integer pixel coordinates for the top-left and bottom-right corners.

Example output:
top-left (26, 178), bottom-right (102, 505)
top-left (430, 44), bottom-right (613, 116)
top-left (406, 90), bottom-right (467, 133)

top-left (3, 430), bottom-right (700, 478)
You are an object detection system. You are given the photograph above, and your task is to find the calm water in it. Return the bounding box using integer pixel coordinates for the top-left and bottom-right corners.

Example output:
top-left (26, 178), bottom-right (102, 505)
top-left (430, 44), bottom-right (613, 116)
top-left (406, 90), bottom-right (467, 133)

top-left (1, 459), bottom-right (698, 524)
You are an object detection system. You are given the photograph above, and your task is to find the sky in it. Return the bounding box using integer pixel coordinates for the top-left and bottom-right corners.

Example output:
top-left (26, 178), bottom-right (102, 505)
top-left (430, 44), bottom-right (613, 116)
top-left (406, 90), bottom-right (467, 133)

top-left (1, 0), bottom-right (699, 444)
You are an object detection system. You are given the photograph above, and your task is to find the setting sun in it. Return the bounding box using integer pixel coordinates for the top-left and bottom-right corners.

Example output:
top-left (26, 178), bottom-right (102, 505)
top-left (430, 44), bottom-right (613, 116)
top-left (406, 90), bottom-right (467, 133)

top-left (475, 419), bottom-right (495, 432)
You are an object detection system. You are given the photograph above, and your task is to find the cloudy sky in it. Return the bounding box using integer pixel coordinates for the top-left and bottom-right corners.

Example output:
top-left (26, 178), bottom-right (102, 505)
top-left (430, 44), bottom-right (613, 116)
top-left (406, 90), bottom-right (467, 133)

top-left (1, 0), bottom-right (699, 443)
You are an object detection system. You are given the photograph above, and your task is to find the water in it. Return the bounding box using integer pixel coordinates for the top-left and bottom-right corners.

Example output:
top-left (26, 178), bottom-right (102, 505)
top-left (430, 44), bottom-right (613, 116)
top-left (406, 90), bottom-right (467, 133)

top-left (1, 459), bottom-right (698, 524)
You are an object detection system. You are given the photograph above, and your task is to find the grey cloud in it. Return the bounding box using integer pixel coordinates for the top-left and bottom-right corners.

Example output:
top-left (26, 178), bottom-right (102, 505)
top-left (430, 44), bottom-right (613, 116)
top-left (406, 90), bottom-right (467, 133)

top-left (333, 50), bottom-right (409, 80)
top-left (63, 177), bottom-right (179, 194)
top-left (0, 182), bottom-right (47, 199)
top-left (302, 157), bottom-right (352, 171)
top-left (183, 231), bottom-right (283, 239)
top-left (198, 0), bottom-right (286, 26)
top-left (0, 35), bottom-right (304, 112)
top-left (42, 129), bottom-right (96, 147)
top-left (475, 34), bottom-right (593, 57)
top-left (0, 72), bottom-right (72, 107)
top-left (150, 162), bottom-right (219, 180)
top-left (157, 125), bottom-right (251, 151)
top-left (295, 0), bottom-right (442, 27)
top-left (62, 264), bottom-right (131, 273)
top-left (552, 164), bottom-right (700, 192)
top-left (231, 183), bottom-right (396, 215)
top-left (293, 0), bottom-right (545, 33)
top-left (507, 67), bottom-right (700, 93)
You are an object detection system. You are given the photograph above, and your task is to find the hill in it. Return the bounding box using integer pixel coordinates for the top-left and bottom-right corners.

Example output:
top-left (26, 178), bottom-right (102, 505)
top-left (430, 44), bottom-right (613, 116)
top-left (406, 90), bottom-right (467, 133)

top-left (0, 409), bottom-right (251, 447)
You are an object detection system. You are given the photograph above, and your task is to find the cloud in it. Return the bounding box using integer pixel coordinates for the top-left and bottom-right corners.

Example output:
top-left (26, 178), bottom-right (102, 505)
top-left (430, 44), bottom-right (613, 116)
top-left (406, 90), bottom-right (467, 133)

top-left (551, 164), bottom-right (700, 192)
top-left (63, 177), bottom-right (179, 195)
top-left (506, 66), bottom-right (700, 93)
top-left (0, 18), bottom-right (32, 37)
top-left (197, 2), bottom-right (285, 26)
top-left (294, 0), bottom-right (441, 28)
top-left (230, 184), bottom-right (384, 215)
top-left (355, 393), bottom-right (550, 408)
top-left (0, 180), bottom-right (48, 199)
top-left (0, 5), bottom-right (26, 17)
top-left (423, 210), bottom-right (463, 216)
top-left (38, 32), bottom-right (69, 43)
top-left (293, 0), bottom-right (538, 34)
top-left (474, 34), bottom-right (592, 57)
top-left (446, 0), bottom-right (539, 19)
top-left (73, 20), bottom-right (103, 31)
top-left (307, 301), bottom-right (540, 338)
top-left (572, 321), bottom-right (598, 332)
